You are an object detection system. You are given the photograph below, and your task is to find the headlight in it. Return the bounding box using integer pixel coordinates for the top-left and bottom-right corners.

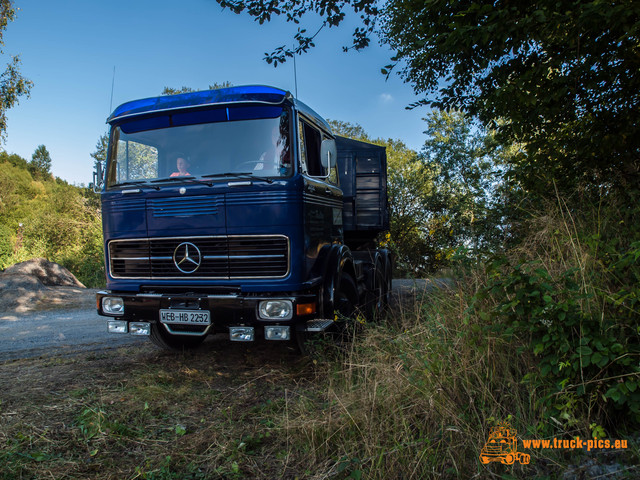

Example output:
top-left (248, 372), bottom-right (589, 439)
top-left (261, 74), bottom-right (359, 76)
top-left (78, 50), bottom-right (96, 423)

top-left (265, 326), bottom-right (291, 341)
top-left (102, 296), bottom-right (124, 315)
top-left (258, 300), bottom-right (293, 320)
top-left (107, 320), bottom-right (127, 333)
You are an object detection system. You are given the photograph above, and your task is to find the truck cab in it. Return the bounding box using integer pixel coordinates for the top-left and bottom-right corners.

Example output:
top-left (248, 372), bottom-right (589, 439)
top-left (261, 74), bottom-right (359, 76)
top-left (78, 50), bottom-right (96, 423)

top-left (95, 85), bottom-right (391, 350)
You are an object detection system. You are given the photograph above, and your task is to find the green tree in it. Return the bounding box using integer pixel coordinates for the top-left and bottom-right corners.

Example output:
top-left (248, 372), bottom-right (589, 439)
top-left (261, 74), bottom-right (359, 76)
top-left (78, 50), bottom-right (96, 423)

top-left (384, 138), bottom-right (438, 274)
top-left (29, 144), bottom-right (51, 178)
top-left (383, 0), bottom-right (640, 195)
top-left (90, 132), bottom-right (108, 165)
top-left (328, 119), bottom-right (371, 141)
top-left (420, 110), bottom-right (504, 253)
top-left (0, 0), bottom-right (33, 141)
top-left (331, 117), bottom-right (503, 274)
top-left (0, 153), bottom-right (104, 285)
top-left (0, 149), bottom-right (26, 169)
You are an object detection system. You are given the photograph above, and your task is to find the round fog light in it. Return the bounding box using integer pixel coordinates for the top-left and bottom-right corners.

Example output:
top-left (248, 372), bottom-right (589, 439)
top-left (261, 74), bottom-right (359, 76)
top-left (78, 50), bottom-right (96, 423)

top-left (258, 300), bottom-right (292, 320)
top-left (102, 296), bottom-right (124, 315)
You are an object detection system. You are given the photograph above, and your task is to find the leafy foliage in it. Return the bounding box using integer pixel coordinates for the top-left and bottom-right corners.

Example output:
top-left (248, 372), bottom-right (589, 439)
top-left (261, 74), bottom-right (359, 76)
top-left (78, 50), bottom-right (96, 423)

top-left (421, 110), bottom-right (506, 254)
top-left (382, 0), bottom-right (640, 194)
top-left (472, 192), bottom-right (640, 432)
top-left (90, 133), bottom-right (108, 165)
top-left (0, 0), bottom-right (32, 141)
top-left (215, 0), bottom-right (379, 65)
top-left (0, 151), bottom-right (104, 287)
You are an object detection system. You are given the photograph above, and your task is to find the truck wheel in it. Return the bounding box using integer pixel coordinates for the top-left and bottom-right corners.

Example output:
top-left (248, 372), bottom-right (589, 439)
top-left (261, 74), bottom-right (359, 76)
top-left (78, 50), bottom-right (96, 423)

top-left (382, 257), bottom-right (392, 308)
top-left (502, 453), bottom-right (515, 465)
top-left (335, 272), bottom-right (358, 320)
top-left (150, 323), bottom-right (207, 350)
top-left (333, 272), bottom-right (361, 345)
top-left (363, 261), bottom-right (385, 322)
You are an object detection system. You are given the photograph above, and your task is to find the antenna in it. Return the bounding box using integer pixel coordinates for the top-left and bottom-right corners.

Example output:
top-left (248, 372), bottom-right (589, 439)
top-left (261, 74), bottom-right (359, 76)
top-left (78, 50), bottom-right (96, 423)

top-left (109, 66), bottom-right (116, 113)
top-left (293, 53), bottom-right (298, 99)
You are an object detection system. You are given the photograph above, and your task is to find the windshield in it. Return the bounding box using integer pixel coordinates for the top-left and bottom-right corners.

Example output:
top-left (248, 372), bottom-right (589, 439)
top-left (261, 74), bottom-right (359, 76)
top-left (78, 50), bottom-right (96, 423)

top-left (106, 106), bottom-right (291, 188)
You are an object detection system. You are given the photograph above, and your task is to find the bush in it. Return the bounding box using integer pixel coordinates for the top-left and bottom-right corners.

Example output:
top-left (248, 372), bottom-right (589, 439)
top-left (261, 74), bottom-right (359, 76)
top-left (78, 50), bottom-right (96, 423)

top-left (473, 193), bottom-right (640, 434)
top-left (0, 223), bottom-right (14, 269)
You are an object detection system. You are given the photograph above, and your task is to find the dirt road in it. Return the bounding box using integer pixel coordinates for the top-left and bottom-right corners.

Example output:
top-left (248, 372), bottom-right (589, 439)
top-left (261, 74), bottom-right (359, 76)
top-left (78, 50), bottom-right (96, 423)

top-left (0, 279), bottom-right (440, 361)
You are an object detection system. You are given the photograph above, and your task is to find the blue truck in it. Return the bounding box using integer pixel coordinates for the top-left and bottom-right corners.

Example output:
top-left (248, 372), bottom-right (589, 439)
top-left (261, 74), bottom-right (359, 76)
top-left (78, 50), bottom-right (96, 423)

top-left (94, 85), bottom-right (391, 350)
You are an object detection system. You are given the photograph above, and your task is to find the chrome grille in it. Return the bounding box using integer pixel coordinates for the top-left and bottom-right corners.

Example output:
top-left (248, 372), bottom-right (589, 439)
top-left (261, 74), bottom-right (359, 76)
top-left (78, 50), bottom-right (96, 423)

top-left (109, 235), bottom-right (289, 279)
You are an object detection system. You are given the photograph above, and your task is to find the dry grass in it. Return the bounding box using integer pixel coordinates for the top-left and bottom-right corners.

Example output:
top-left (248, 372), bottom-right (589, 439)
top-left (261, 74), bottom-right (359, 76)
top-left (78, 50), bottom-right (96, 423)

top-left (278, 284), bottom-right (551, 479)
top-left (0, 340), bottom-right (314, 479)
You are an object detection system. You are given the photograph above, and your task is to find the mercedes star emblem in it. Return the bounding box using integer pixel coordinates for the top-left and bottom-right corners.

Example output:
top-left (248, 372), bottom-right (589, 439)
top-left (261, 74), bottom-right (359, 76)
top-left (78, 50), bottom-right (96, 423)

top-left (173, 242), bottom-right (202, 274)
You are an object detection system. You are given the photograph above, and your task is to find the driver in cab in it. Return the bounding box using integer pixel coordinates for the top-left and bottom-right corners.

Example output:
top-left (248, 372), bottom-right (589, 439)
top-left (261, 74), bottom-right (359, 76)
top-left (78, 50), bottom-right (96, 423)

top-left (170, 156), bottom-right (191, 177)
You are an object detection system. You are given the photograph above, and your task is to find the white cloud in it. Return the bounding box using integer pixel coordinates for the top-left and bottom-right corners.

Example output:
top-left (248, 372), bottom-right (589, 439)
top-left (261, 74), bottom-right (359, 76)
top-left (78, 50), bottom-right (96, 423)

top-left (379, 93), bottom-right (393, 103)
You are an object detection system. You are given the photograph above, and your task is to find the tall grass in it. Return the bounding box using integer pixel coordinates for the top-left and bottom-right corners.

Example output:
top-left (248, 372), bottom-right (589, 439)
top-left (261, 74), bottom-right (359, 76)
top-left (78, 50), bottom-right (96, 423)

top-left (278, 282), bottom-right (550, 478)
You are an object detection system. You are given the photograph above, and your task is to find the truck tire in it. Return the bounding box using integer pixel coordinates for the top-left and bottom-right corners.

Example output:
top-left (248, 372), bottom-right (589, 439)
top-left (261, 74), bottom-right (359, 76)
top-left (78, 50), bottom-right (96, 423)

top-left (382, 257), bottom-right (392, 308)
top-left (363, 261), bottom-right (385, 322)
top-left (150, 323), bottom-right (207, 351)
top-left (332, 271), bottom-right (357, 320)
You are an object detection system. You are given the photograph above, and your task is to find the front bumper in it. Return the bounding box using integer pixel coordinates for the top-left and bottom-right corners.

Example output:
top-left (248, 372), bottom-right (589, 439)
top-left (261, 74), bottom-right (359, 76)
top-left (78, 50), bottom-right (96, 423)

top-left (96, 290), bottom-right (322, 338)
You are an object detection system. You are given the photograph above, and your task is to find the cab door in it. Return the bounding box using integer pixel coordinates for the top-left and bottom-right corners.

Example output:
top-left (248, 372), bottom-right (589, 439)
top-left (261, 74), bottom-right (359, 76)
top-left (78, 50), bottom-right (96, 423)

top-left (298, 117), bottom-right (343, 274)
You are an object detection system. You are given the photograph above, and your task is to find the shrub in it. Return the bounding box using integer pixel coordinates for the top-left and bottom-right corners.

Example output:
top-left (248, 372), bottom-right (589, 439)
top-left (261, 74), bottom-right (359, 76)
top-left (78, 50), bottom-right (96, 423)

top-left (473, 193), bottom-right (640, 434)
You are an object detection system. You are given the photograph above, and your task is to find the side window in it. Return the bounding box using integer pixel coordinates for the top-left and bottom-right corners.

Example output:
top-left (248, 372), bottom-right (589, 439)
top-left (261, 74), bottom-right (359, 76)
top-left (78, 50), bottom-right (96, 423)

top-left (298, 118), bottom-right (337, 185)
top-left (300, 120), bottom-right (323, 176)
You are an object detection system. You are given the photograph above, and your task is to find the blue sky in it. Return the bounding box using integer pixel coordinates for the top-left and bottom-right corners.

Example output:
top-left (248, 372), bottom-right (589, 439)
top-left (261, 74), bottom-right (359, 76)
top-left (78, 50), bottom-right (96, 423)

top-left (1, 0), bottom-right (427, 185)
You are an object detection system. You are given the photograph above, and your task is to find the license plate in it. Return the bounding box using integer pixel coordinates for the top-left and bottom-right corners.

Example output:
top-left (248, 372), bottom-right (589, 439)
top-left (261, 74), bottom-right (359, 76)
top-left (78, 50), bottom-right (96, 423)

top-left (159, 309), bottom-right (211, 325)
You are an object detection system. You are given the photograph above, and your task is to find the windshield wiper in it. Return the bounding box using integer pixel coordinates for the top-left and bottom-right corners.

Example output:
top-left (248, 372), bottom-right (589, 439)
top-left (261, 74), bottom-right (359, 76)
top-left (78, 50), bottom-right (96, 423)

top-left (201, 172), bottom-right (274, 184)
top-left (114, 180), bottom-right (160, 191)
top-left (150, 176), bottom-right (215, 187)
top-left (151, 175), bottom-right (195, 183)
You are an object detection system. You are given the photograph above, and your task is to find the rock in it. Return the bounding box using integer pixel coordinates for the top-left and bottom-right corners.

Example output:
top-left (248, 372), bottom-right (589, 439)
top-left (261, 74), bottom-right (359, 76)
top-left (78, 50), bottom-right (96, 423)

top-left (1, 258), bottom-right (85, 288)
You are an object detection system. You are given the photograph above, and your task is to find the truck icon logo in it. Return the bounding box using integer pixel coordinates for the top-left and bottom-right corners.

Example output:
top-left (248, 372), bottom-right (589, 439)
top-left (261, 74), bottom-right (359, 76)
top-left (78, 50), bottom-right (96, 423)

top-left (479, 422), bottom-right (530, 466)
top-left (173, 242), bottom-right (202, 273)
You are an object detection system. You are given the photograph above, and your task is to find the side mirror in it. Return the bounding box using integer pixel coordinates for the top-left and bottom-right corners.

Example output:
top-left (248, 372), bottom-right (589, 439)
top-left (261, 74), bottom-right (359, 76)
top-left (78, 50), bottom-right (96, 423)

top-left (92, 161), bottom-right (104, 193)
top-left (320, 139), bottom-right (337, 170)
